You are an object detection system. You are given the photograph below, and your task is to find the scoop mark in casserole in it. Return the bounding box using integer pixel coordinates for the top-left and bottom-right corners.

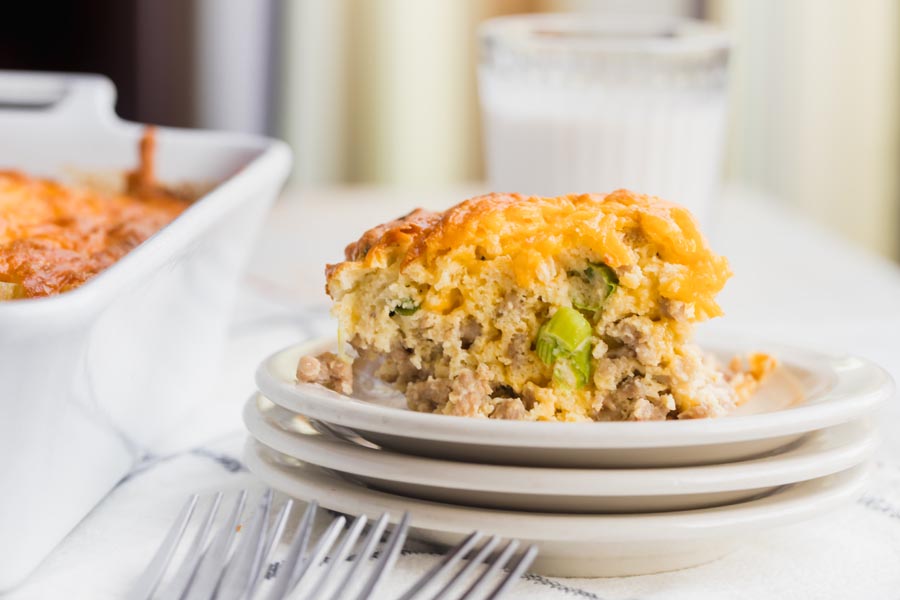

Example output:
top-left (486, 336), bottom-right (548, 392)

top-left (298, 190), bottom-right (775, 422)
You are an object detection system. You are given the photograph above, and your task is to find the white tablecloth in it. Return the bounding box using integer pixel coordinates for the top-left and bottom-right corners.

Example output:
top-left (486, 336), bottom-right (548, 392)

top-left (8, 186), bottom-right (900, 599)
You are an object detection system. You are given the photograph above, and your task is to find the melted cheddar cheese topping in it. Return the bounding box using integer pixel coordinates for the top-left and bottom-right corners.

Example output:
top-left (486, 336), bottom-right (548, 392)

top-left (340, 190), bottom-right (731, 320)
top-left (0, 129), bottom-right (189, 298)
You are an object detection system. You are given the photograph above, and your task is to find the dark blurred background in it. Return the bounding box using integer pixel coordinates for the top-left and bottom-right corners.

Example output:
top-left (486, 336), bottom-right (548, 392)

top-left (0, 1), bottom-right (268, 130)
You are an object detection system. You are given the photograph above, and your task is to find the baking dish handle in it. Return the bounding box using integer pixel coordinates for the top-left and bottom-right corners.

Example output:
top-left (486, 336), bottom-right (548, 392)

top-left (0, 70), bottom-right (117, 125)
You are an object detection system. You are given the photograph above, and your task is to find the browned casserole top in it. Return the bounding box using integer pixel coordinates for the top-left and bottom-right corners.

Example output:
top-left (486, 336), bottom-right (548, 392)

top-left (0, 128), bottom-right (189, 298)
top-left (328, 190), bottom-right (731, 319)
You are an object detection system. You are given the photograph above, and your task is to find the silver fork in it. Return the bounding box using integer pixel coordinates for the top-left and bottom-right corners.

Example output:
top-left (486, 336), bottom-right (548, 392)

top-left (395, 532), bottom-right (538, 600)
top-left (127, 490), bottom-right (411, 600)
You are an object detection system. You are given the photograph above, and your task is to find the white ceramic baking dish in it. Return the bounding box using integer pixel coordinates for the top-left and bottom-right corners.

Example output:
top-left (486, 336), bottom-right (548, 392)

top-left (0, 71), bottom-right (291, 589)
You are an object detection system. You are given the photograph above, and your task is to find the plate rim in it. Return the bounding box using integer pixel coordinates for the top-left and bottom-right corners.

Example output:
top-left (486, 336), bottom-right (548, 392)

top-left (256, 338), bottom-right (894, 449)
top-left (244, 393), bottom-right (876, 496)
top-left (243, 437), bottom-right (869, 543)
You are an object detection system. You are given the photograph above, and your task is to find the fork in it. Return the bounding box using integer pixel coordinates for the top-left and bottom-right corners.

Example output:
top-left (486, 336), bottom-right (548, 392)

top-left (129, 490), bottom-right (536, 600)
top-left (127, 490), bottom-right (405, 600)
top-left (395, 531), bottom-right (538, 600)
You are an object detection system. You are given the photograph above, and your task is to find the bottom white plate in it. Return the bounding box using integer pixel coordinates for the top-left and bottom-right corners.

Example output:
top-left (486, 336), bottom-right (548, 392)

top-left (244, 438), bottom-right (868, 577)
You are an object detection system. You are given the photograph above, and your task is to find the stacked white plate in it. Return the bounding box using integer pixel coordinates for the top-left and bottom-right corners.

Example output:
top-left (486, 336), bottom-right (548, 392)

top-left (245, 338), bottom-right (893, 577)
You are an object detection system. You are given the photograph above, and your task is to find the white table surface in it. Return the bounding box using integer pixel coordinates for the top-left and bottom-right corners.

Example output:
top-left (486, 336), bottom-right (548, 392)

top-left (8, 185), bottom-right (900, 599)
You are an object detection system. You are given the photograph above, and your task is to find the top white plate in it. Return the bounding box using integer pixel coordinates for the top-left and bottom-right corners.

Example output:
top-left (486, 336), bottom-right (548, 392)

top-left (256, 338), bottom-right (893, 467)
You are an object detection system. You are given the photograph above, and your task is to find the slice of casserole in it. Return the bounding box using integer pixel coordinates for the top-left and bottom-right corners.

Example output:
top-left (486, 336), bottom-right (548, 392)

top-left (300, 190), bottom-right (774, 421)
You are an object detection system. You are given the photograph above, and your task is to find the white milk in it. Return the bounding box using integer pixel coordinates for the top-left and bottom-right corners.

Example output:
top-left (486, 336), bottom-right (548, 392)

top-left (480, 80), bottom-right (726, 223)
top-left (478, 15), bottom-right (730, 224)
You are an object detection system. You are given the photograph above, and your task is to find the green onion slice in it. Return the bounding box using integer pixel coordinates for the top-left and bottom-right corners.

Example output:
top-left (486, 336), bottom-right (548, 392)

top-left (390, 298), bottom-right (420, 316)
top-left (535, 306), bottom-right (593, 388)
top-left (571, 262), bottom-right (618, 312)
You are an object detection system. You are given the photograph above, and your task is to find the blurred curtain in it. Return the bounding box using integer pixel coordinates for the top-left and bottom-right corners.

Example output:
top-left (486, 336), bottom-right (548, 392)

top-left (193, 0), bottom-right (275, 133)
top-left (710, 0), bottom-right (900, 259)
top-left (137, 0), bottom-right (276, 132)
top-left (276, 0), bottom-right (699, 187)
top-left (242, 0), bottom-right (899, 259)
top-left (278, 0), bottom-right (500, 186)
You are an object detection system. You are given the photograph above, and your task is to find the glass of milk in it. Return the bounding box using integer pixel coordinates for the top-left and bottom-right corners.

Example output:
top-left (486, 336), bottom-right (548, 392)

top-left (478, 14), bottom-right (730, 224)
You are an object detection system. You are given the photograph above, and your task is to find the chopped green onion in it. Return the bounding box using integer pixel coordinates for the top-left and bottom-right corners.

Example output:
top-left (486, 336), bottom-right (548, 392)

top-left (0, 281), bottom-right (25, 301)
top-left (590, 262), bottom-right (618, 299)
top-left (390, 298), bottom-right (420, 316)
top-left (552, 360), bottom-right (575, 388)
top-left (535, 307), bottom-right (592, 388)
top-left (571, 261), bottom-right (618, 312)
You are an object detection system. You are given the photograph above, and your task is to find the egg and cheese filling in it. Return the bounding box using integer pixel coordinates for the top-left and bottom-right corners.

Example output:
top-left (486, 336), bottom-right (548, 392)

top-left (302, 190), bottom-right (774, 421)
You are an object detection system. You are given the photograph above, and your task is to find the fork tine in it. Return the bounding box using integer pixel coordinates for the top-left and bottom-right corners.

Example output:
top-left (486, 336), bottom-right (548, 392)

top-left (183, 490), bottom-right (247, 600)
top-left (396, 530), bottom-right (483, 600)
top-left (327, 513), bottom-right (388, 600)
top-left (244, 497), bottom-right (295, 598)
top-left (354, 511), bottom-right (410, 600)
top-left (483, 545), bottom-right (538, 600)
top-left (262, 498), bottom-right (294, 570)
top-left (155, 492), bottom-right (223, 600)
top-left (216, 489), bottom-right (273, 600)
top-left (288, 514), bottom-right (347, 590)
top-left (261, 501), bottom-right (318, 600)
top-left (295, 502), bottom-right (318, 553)
top-left (128, 494), bottom-right (198, 600)
top-left (245, 489), bottom-right (277, 591)
top-left (458, 539), bottom-right (519, 600)
top-left (305, 515), bottom-right (369, 599)
top-left (432, 536), bottom-right (501, 600)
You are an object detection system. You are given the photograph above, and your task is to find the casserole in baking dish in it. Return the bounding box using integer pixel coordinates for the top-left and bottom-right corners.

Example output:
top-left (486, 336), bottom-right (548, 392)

top-left (0, 72), bottom-right (291, 589)
top-left (0, 128), bottom-right (188, 298)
